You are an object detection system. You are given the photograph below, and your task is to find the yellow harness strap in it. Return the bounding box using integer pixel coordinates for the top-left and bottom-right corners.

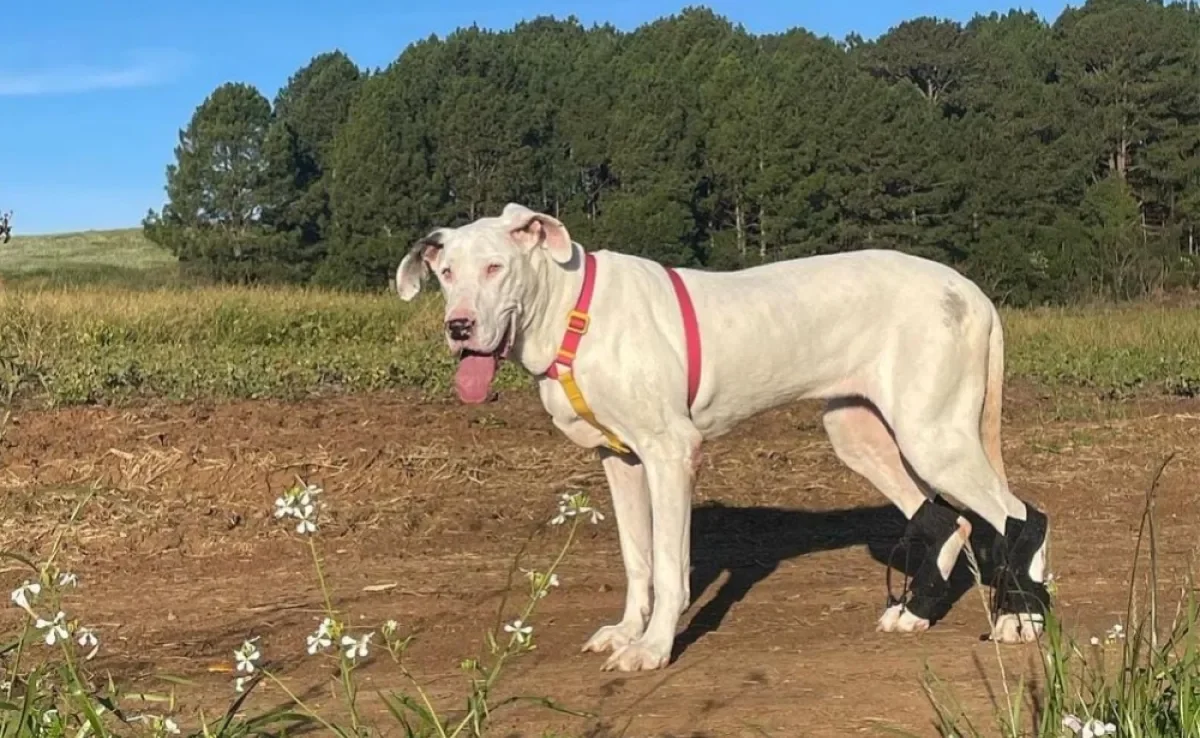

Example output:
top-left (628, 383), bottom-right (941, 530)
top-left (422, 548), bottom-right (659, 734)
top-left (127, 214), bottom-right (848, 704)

top-left (544, 252), bottom-right (631, 455)
top-left (556, 368), bottom-right (630, 454)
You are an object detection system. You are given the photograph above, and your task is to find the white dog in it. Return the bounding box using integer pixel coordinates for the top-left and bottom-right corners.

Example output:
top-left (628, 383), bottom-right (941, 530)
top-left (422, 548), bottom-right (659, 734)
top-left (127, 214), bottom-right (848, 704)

top-left (395, 203), bottom-right (1051, 672)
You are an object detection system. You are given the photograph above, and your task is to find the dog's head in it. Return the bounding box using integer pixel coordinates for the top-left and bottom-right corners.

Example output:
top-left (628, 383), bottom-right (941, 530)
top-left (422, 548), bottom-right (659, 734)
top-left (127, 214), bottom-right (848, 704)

top-left (395, 203), bottom-right (575, 403)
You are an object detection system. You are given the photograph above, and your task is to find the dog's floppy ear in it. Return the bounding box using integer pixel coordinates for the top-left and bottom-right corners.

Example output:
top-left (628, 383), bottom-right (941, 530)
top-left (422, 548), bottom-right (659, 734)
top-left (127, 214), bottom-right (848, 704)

top-left (504, 203), bottom-right (574, 265)
top-left (395, 230), bottom-right (445, 301)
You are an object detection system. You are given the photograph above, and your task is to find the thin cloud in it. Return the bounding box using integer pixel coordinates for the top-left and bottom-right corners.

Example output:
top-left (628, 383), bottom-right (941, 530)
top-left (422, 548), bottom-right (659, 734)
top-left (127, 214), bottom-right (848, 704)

top-left (0, 50), bottom-right (186, 97)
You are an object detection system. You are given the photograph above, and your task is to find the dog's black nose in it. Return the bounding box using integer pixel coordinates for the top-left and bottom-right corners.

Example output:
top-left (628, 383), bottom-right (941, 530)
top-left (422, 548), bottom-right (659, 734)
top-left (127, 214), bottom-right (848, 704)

top-left (446, 318), bottom-right (474, 341)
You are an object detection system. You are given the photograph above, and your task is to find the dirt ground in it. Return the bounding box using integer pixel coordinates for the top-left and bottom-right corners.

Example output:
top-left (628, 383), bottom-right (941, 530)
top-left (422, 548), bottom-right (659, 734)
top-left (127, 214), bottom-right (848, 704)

top-left (0, 384), bottom-right (1197, 737)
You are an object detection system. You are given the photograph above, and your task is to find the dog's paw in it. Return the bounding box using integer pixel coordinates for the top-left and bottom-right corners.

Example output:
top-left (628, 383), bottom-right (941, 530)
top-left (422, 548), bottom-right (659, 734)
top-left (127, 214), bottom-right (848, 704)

top-left (876, 603), bottom-right (931, 634)
top-left (582, 622), bottom-right (642, 654)
top-left (601, 639), bottom-right (670, 672)
top-left (990, 613), bottom-right (1043, 644)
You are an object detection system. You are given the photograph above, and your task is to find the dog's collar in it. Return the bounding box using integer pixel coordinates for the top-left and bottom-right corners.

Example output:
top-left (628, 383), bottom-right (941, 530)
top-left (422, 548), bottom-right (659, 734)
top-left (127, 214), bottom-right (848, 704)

top-left (544, 250), bottom-right (598, 382)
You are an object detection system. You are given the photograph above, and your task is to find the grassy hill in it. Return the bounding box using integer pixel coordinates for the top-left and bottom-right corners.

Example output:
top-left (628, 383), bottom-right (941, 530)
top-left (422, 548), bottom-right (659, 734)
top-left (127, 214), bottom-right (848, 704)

top-left (2, 228), bottom-right (180, 289)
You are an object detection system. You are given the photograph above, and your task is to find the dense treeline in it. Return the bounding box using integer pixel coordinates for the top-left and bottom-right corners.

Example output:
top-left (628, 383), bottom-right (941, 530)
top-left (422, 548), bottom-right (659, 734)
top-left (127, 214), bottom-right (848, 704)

top-left (144, 0), bottom-right (1200, 306)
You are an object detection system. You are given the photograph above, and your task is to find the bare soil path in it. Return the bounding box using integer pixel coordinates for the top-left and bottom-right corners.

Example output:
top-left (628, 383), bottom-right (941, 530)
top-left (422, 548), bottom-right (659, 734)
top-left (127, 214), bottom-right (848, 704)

top-left (1, 387), bottom-right (1196, 737)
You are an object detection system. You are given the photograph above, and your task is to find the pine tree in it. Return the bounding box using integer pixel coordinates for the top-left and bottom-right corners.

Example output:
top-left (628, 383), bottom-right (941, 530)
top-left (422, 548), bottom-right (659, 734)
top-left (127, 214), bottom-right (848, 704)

top-left (147, 82), bottom-right (301, 282)
top-left (270, 50), bottom-right (363, 271)
top-left (322, 43), bottom-right (442, 288)
top-left (148, 1), bottom-right (1200, 300)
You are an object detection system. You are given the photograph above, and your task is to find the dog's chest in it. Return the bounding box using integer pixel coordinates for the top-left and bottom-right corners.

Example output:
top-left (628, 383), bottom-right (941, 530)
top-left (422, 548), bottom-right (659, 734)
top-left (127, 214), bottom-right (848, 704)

top-left (535, 376), bottom-right (610, 450)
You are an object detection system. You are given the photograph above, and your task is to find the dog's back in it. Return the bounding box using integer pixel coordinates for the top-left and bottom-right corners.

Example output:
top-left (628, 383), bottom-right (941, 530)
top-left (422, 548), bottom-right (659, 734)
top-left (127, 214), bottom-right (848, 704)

top-left (643, 248), bottom-right (1000, 437)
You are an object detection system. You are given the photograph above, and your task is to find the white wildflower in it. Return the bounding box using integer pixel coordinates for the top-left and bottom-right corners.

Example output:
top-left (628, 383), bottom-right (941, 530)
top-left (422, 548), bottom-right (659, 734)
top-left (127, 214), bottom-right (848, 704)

top-left (57, 572), bottom-right (79, 588)
top-left (35, 611), bottom-right (69, 646)
top-left (550, 492), bottom-right (573, 525)
top-left (1090, 636), bottom-right (1101, 646)
top-left (552, 491), bottom-right (604, 525)
top-left (234, 676), bottom-right (249, 693)
top-left (306, 617), bottom-right (335, 655)
top-left (10, 581), bottom-right (40, 613)
top-left (504, 619), bottom-right (533, 645)
top-left (340, 632), bottom-right (373, 660)
top-left (1063, 715), bottom-right (1116, 738)
top-left (76, 626), bottom-right (100, 659)
top-left (275, 482), bottom-right (323, 524)
top-left (298, 483), bottom-right (322, 505)
top-left (1082, 719), bottom-right (1117, 738)
top-left (273, 494), bottom-right (300, 519)
top-left (524, 569), bottom-right (561, 599)
top-left (1106, 623), bottom-right (1125, 641)
top-left (234, 637), bottom-right (261, 674)
top-left (295, 503), bottom-right (318, 535)
top-left (133, 715), bottom-right (181, 737)
top-left (382, 619), bottom-right (399, 636)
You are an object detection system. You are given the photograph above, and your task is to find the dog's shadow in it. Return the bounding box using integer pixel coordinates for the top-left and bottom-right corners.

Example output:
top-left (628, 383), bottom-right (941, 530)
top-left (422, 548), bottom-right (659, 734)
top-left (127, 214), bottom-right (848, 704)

top-left (674, 500), bottom-right (1004, 660)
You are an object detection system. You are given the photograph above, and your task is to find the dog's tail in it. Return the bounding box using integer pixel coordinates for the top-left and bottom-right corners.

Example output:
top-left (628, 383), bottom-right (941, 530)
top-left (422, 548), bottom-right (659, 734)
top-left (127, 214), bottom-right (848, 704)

top-left (980, 305), bottom-right (1008, 488)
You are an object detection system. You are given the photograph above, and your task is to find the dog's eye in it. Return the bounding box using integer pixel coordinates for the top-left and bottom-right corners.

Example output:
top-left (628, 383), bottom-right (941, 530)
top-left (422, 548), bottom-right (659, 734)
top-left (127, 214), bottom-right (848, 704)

top-left (440, 267), bottom-right (453, 280)
top-left (486, 263), bottom-right (503, 277)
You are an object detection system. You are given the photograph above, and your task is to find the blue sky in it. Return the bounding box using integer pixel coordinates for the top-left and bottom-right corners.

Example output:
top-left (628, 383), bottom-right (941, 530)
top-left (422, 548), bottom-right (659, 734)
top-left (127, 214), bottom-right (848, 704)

top-left (0, 0), bottom-right (1071, 235)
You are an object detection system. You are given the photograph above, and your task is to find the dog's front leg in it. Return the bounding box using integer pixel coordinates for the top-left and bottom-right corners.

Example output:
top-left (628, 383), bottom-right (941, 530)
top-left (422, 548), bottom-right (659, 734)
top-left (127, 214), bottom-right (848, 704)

top-left (582, 450), bottom-right (651, 654)
top-left (603, 437), bottom-right (698, 672)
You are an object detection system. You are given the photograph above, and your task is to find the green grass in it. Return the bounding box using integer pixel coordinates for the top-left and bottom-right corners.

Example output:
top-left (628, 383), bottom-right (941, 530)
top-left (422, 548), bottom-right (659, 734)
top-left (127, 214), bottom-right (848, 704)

top-left (0, 286), bottom-right (531, 406)
top-left (0, 228), bottom-right (1197, 407)
top-left (1005, 304), bottom-right (1200, 397)
top-left (2, 229), bottom-right (181, 289)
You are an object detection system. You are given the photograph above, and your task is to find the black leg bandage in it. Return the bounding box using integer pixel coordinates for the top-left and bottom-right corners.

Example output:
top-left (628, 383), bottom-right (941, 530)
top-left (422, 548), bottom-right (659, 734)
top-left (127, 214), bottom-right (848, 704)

top-left (886, 498), bottom-right (962, 622)
top-left (991, 502), bottom-right (1051, 620)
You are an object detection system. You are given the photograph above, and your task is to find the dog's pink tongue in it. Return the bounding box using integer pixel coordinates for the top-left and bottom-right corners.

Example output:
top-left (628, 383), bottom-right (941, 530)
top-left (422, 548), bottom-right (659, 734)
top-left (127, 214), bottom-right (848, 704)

top-left (455, 354), bottom-right (498, 404)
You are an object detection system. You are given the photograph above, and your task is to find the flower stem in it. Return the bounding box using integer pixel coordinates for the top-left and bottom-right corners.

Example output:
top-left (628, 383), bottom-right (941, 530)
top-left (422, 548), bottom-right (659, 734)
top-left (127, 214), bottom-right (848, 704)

top-left (339, 659), bottom-right (362, 734)
top-left (6, 613), bottom-right (31, 700)
top-left (448, 515), bottom-right (582, 738)
top-left (261, 669), bottom-right (346, 736)
top-left (58, 638), bottom-right (101, 733)
top-left (307, 535), bottom-right (337, 619)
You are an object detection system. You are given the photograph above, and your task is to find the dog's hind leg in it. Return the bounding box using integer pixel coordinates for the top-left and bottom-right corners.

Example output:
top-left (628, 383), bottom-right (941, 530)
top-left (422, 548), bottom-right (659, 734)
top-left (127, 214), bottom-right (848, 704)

top-left (822, 397), bottom-right (972, 633)
top-left (887, 315), bottom-right (1049, 645)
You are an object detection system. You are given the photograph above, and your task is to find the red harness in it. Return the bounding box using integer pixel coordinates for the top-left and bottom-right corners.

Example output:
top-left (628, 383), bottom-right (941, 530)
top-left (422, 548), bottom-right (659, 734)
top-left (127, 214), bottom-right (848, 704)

top-left (545, 252), bottom-right (702, 453)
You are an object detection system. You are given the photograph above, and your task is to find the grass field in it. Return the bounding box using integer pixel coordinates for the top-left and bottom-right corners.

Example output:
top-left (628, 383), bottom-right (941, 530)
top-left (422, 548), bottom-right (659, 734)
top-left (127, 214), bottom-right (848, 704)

top-left (1, 287), bottom-right (1199, 408)
top-left (1, 228), bottom-right (1199, 407)
top-left (3, 228), bottom-right (180, 289)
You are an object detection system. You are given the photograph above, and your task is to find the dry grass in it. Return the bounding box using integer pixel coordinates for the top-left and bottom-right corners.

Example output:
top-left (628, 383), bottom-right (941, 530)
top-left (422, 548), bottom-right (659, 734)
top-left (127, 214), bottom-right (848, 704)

top-left (0, 274), bottom-right (1194, 407)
